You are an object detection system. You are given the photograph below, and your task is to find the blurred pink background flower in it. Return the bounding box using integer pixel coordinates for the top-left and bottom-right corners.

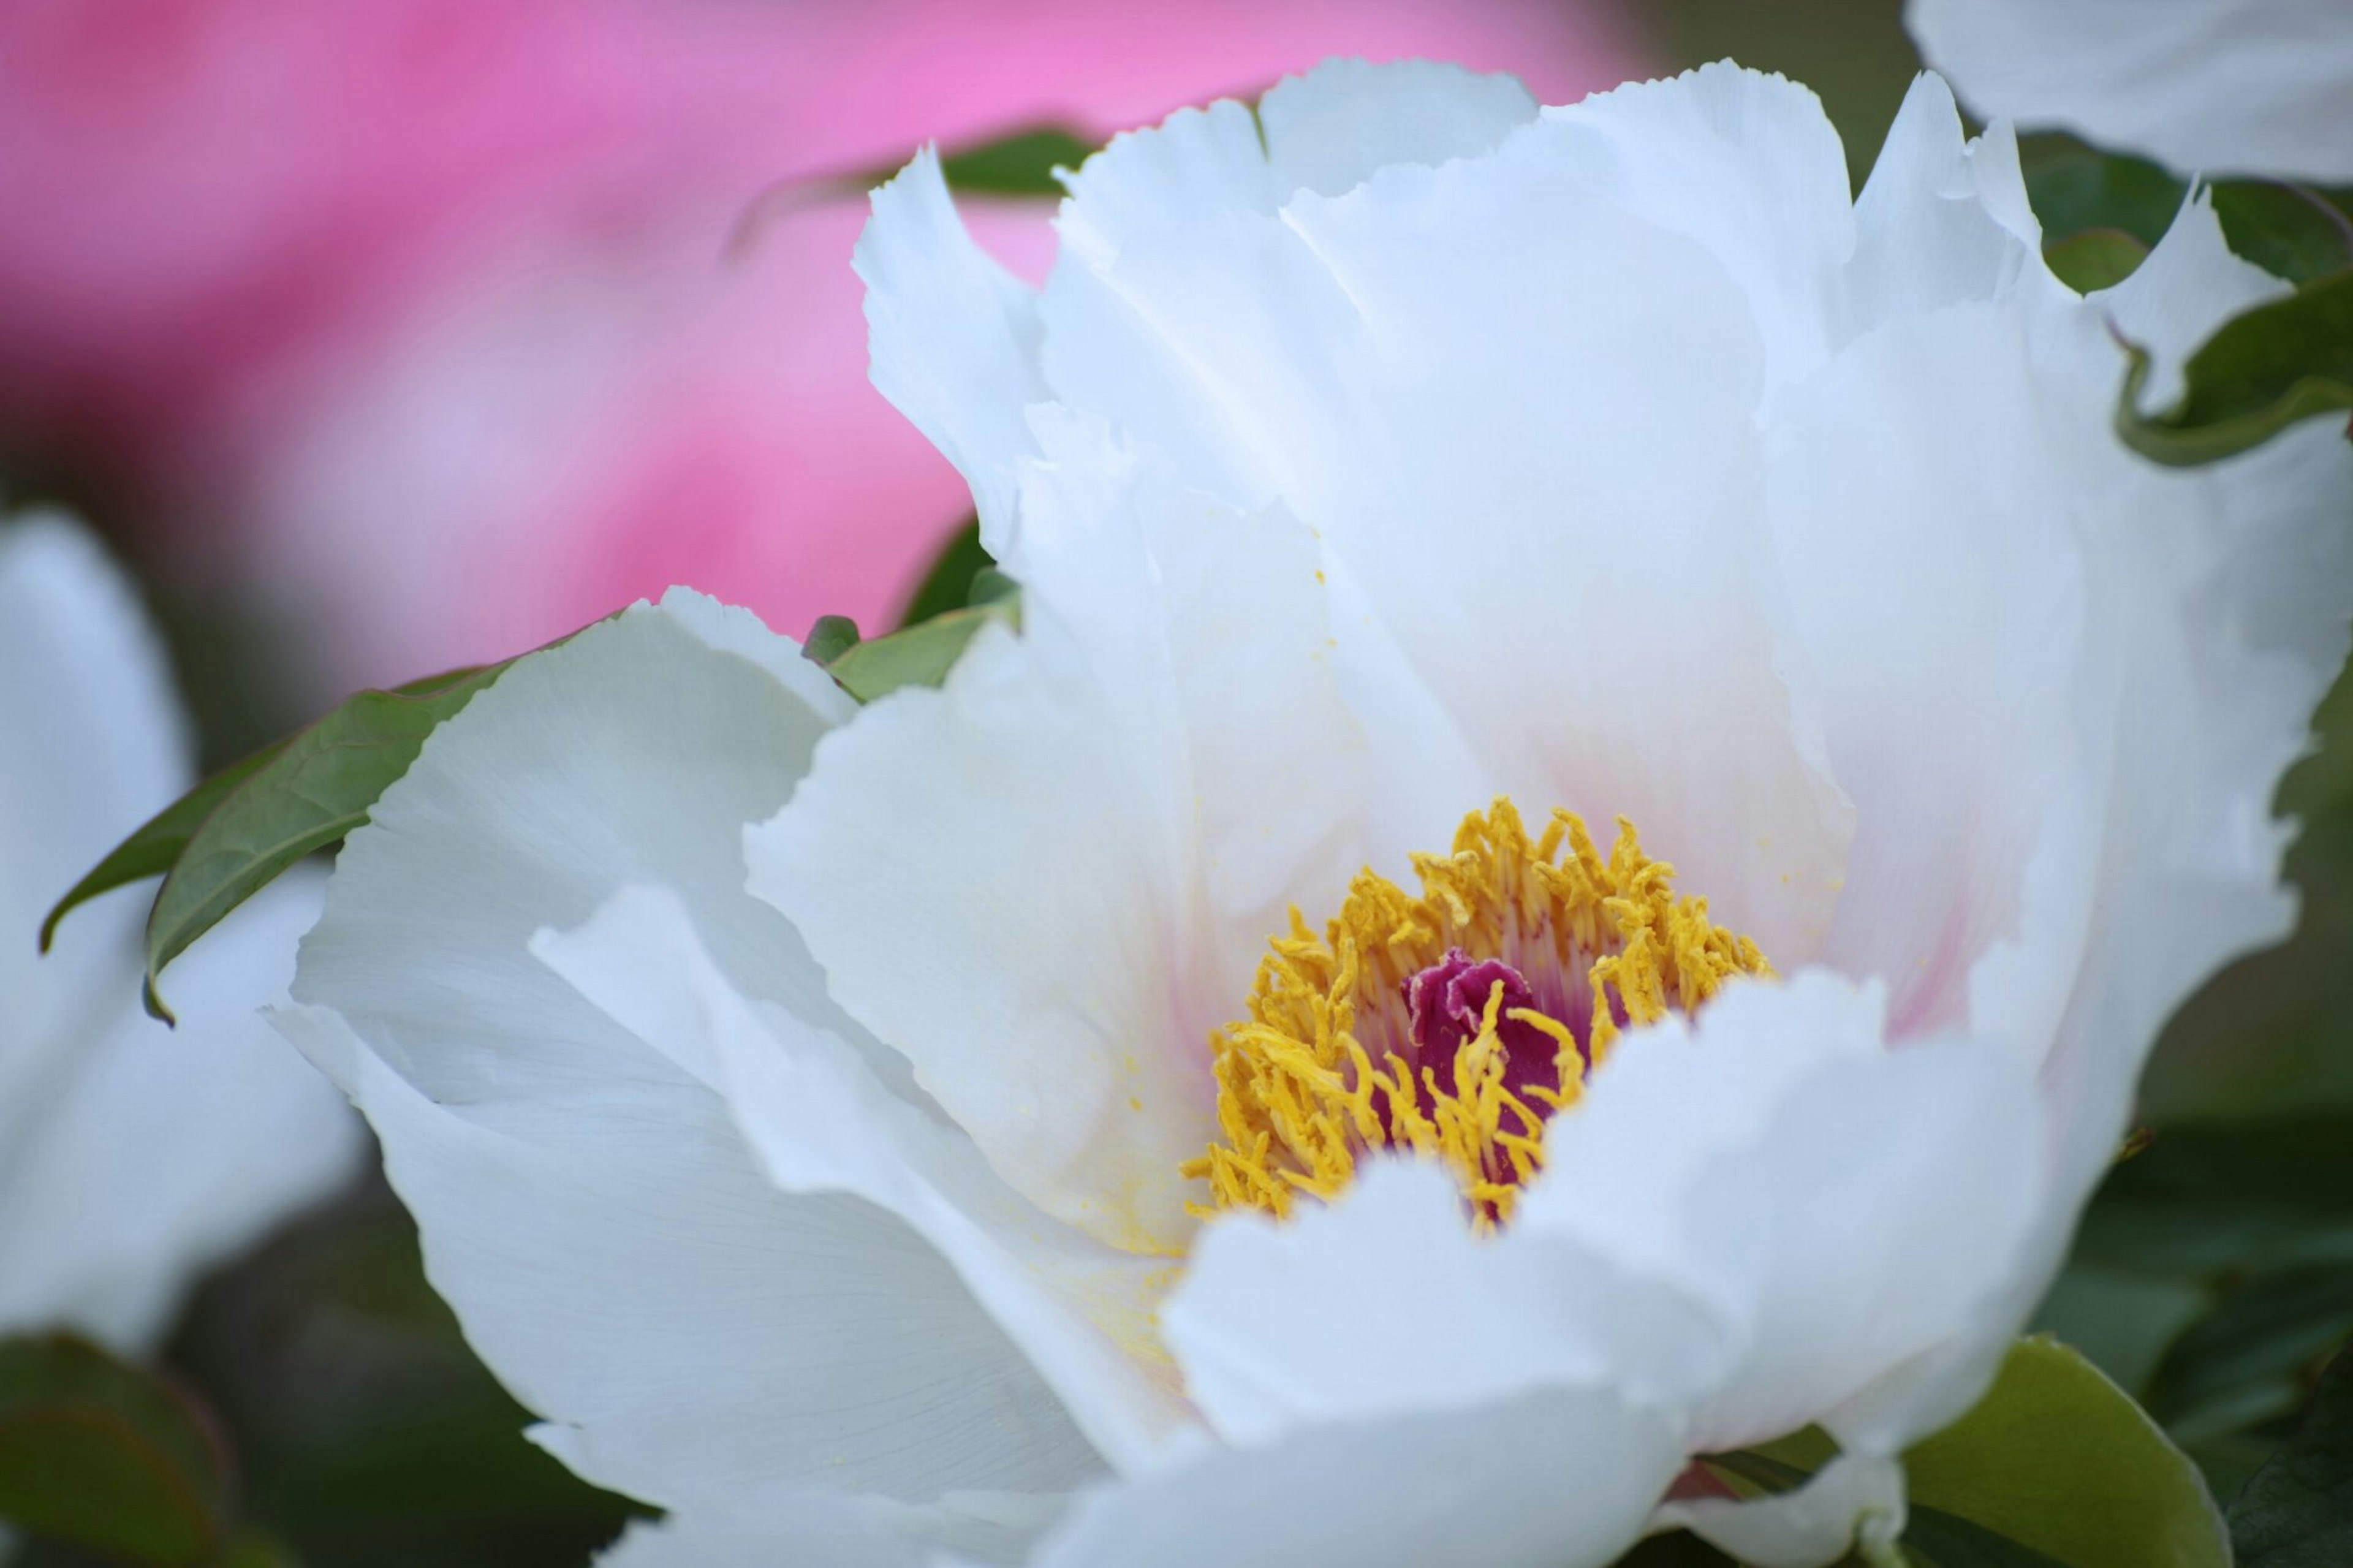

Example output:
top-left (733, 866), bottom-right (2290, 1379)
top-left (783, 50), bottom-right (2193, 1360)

top-left (0, 0), bottom-right (1645, 695)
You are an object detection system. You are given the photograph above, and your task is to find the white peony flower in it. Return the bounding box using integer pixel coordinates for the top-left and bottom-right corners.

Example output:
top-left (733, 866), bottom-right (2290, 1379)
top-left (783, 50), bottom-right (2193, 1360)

top-left (1, 512), bottom-right (361, 1353)
top-left (279, 61), bottom-right (2353, 1567)
top-left (1905, 0), bottom-right (2353, 183)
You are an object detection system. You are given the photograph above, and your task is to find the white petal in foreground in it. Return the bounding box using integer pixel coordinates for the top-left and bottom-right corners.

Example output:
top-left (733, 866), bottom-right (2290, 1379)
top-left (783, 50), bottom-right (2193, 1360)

top-left (1023, 1383), bottom-right (1684, 1568)
top-left (534, 884), bottom-right (1195, 1474)
top-left (1906, 0), bottom-right (2353, 182)
top-left (0, 512), bottom-right (186, 1064)
top-left (284, 595), bottom-right (1102, 1555)
top-left (1529, 974), bottom-right (2050, 1463)
top-left (753, 441), bottom-right (1366, 1257)
top-left (0, 870), bottom-right (360, 1351)
top-left (0, 512), bottom-right (356, 1352)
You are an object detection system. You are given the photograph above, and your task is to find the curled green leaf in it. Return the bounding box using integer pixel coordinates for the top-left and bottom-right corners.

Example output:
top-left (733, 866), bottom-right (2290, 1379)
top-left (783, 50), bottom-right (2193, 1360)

top-left (2117, 270), bottom-right (2353, 466)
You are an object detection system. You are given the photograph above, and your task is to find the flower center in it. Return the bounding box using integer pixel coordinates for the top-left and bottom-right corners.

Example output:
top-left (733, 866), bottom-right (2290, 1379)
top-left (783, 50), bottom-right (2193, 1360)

top-left (1184, 798), bottom-right (1770, 1228)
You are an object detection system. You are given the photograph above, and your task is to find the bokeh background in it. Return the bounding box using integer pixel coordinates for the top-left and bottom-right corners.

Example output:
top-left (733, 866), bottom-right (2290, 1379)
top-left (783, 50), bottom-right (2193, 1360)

top-left (9, 2), bottom-right (2347, 1562)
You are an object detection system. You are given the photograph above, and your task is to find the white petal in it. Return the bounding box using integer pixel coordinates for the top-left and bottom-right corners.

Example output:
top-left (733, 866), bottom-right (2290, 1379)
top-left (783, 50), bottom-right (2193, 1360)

top-left (0, 869), bottom-right (358, 1351)
top-left (0, 512), bottom-right (187, 1061)
top-left (0, 511), bottom-right (352, 1351)
top-left (1971, 236), bottom-right (2353, 1249)
top-left (590, 1498), bottom-right (1052, 1568)
top-left (1055, 58), bottom-right (1539, 269)
top-left (1523, 972), bottom-right (2052, 1458)
top-left (287, 596), bottom-right (1101, 1537)
top-left (856, 150), bottom-right (1049, 553)
top-left (1764, 302), bottom-right (2093, 1036)
top-left (1165, 1159), bottom-right (1720, 1444)
top-left (1657, 1452), bottom-right (1906, 1568)
top-left (536, 884), bottom-right (1197, 1474)
top-left (1533, 62), bottom-right (1856, 384)
top-left (1025, 1385), bottom-right (1684, 1568)
top-left (752, 446), bottom-right (1366, 1256)
top-left (1906, 0), bottom-right (2353, 183)
top-left (2096, 188), bottom-right (2287, 411)
top-left (1840, 74), bottom-right (2051, 344)
top-left (1038, 103), bottom-right (1854, 952)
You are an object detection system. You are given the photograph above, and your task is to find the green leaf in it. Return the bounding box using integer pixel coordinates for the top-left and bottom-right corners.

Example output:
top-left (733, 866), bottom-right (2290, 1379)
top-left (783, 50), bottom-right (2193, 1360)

top-left (219, 1529), bottom-right (303, 1568)
top-left (1708, 1339), bottom-right (2226, 1567)
top-left (133, 662), bottom-right (518, 1021)
top-left (2020, 133), bottom-right (2353, 289)
top-left (1704, 1448), bottom-right (2063, 1567)
top-left (2045, 229), bottom-right (2150, 294)
top-left (2072, 1116), bottom-right (2353, 1278)
top-left (2148, 1265), bottom-right (2353, 1438)
top-left (808, 543), bottom-right (1019, 704)
top-left (0, 1333), bottom-right (229, 1564)
top-left (796, 125), bottom-right (1097, 220)
top-left (2020, 135), bottom-right (2188, 253)
top-left (896, 518), bottom-right (990, 629)
top-left (2117, 270), bottom-right (2353, 466)
top-left (801, 615), bottom-right (862, 667)
top-left (1903, 1337), bottom-right (2229, 1568)
top-left (935, 126), bottom-right (1096, 197)
top-left (2230, 1347), bottom-right (2353, 1565)
top-left (818, 599), bottom-right (1016, 703)
top-left (40, 740), bottom-right (287, 953)
top-left (2209, 183), bottom-right (2353, 286)
top-left (2031, 1263), bottom-right (2213, 1396)
top-left (1608, 1531), bottom-right (1738, 1565)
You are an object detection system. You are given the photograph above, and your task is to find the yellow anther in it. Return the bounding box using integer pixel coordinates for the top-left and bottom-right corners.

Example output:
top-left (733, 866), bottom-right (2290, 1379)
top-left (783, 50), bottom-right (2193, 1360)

top-left (1182, 798), bottom-right (1769, 1229)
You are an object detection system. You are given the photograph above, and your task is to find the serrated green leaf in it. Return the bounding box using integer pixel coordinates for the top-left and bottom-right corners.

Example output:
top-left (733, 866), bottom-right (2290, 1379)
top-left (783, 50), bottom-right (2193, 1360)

top-left (1903, 1337), bottom-right (2229, 1568)
top-left (2229, 1347), bottom-right (2353, 1565)
top-left (2046, 229), bottom-right (2150, 293)
top-left (0, 1334), bottom-right (229, 1564)
top-left (2118, 270), bottom-right (2353, 466)
top-left (134, 662), bottom-right (515, 1021)
top-left (896, 518), bottom-right (990, 628)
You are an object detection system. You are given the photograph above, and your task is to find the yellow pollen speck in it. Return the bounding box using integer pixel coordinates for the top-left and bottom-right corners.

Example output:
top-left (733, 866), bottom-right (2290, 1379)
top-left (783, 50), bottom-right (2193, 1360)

top-left (1183, 798), bottom-right (1770, 1231)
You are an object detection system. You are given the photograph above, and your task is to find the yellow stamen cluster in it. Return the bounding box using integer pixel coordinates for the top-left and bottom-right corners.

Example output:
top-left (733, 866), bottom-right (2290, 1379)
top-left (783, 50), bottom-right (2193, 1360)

top-left (1184, 798), bottom-right (1768, 1227)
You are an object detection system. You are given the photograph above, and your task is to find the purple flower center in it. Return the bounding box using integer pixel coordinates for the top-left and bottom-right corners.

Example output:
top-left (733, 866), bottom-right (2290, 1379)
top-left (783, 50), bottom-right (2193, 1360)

top-left (1401, 947), bottom-right (1574, 1102)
